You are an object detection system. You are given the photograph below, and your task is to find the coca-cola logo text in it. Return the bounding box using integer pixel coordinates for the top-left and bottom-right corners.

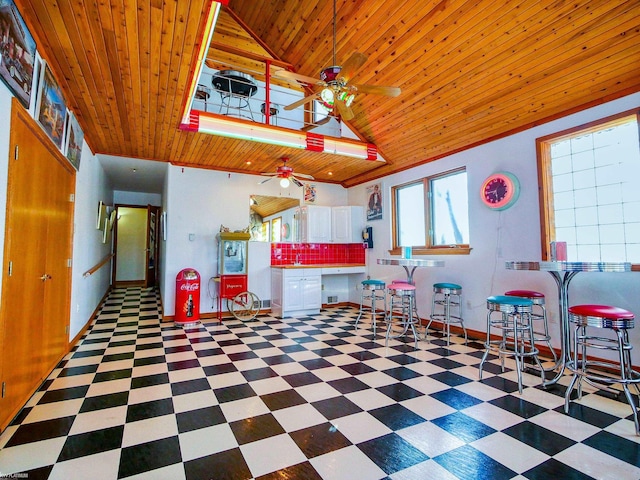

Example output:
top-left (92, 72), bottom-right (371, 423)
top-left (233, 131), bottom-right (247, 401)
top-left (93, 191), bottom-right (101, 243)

top-left (180, 283), bottom-right (200, 292)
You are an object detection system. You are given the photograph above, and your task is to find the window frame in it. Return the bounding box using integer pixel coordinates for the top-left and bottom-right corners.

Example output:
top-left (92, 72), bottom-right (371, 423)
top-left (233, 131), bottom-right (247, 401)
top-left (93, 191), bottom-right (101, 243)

top-left (536, 108), bottom-right (640, 261)
top-left (391, 167), bottom-right (471, 256)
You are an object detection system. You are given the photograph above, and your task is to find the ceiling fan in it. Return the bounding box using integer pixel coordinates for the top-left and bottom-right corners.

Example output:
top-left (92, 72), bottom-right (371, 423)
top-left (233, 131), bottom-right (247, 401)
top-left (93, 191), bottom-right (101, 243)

top-left (275, 0), bottom-right (401, 121)
top-left (259, 158), bottom-right (314, 188)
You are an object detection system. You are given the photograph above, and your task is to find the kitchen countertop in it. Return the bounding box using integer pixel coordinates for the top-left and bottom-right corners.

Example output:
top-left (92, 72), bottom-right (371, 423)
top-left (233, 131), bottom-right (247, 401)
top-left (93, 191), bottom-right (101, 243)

top-left (271, 264), bottom-right (366, 269)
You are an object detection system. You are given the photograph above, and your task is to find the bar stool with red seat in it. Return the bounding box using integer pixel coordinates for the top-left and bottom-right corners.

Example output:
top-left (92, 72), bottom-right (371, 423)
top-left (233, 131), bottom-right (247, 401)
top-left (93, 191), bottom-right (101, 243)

top-left (564, 304), bottom-right (640, 435)
top-left (505, 289), bottom-right (557, 366)
top-left (386, 282), bottom-right (419, 349)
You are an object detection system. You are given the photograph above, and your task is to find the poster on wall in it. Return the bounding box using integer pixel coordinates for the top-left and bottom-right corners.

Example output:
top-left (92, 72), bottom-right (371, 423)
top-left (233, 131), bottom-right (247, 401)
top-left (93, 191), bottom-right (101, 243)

top-left (65, 112), bottom-right (83, 170)
top-left (367, 183), bottom-right (383, 221)
top-left (36, 64), bottom-right (67, 149)
top-left (0, 0), bottom-right (37, 108)
top-left (304, 184), bottom-right (316, 204)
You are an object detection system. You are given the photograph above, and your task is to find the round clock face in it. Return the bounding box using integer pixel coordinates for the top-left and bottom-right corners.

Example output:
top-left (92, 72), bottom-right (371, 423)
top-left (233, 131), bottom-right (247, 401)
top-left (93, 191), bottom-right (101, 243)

top-left (481, 172), bottom-right (520, 210)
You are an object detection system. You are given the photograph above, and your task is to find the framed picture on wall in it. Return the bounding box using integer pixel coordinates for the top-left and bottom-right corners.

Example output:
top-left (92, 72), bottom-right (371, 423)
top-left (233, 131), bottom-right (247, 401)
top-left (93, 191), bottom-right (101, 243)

top-left (36, 64), bottom-right (67, 149)
top-left (64, 112), bottom-right (83, 170)
top-left (0, 0), bottom-right (37, 108)
top-left (97, 201), bottom-right (107, 230)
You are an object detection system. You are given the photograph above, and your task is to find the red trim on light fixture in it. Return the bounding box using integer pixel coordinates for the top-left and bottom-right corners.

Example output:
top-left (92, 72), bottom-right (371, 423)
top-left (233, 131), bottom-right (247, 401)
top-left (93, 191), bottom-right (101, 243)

top-left (306, 132), bottom-right (324, 152)
top-left (366, 144), bottom-right (377, 160)
top-left (180, 111), bottom-right (200, 132)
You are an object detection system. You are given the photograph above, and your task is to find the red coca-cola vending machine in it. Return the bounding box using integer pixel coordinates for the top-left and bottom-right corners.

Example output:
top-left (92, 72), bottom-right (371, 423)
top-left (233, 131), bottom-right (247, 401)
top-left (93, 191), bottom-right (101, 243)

top-left (175, 268), bottom-right (200, 326)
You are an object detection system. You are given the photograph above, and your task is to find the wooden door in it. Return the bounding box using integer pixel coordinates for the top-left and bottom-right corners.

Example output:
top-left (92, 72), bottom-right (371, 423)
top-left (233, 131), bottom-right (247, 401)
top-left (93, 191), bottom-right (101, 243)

top-left (42, 148), bottom-right (74, 369)
top-left (145, 206), bottom-right (158, 288)
top-left (0, 100), bottom-right (75, 431)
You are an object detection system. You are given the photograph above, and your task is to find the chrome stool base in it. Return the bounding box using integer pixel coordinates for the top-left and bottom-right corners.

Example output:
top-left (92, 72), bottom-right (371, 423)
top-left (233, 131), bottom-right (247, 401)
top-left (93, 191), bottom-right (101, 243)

top-left (479, 295), bottom-right (545, 394)
top-left (386, 283), bottom-right (419, 349)
top-left (505, 289), bottom-right (558, 368)
top-left (564, 305), bottom-right (640, 436)
top-left (355, 280), bottom-right (386, 335)
top-left (427, 283), bottom-right (466, 345)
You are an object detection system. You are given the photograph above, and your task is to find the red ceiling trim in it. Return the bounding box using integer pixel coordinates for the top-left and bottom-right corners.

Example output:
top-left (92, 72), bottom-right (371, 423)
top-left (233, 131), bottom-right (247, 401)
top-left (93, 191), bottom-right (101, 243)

top-left (180, 111), bottom-right (200, 132)
top-left (366, 144), bottom-right (377, 160)
top-left (305, 132), bottom-right (324, 152)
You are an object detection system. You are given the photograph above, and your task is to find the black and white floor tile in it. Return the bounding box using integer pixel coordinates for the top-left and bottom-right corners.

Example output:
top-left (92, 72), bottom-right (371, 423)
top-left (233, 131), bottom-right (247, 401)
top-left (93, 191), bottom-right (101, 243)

top-left (1, 287), bottom-right (639, 479)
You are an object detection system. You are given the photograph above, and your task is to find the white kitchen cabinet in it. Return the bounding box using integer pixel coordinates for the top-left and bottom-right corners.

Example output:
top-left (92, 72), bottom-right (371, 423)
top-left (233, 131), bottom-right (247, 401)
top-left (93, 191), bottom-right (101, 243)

top-left (320, 266), bottom-right (366, 275)
top-left (297, 205), bottom-right (331, 243)
top-left (331, 206), bottom-right (364, 243)
top-left (271, 268), bottom-right (322, 317)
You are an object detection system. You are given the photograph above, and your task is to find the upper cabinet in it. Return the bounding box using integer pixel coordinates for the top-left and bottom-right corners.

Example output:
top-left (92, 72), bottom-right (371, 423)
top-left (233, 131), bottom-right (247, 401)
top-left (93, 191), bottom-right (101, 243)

top-left (332, 206), bottom-right (364, 243)
top-left (297, 205), bottom-right (331, 243)
top-left (294, 205), bottom-right (364, 243)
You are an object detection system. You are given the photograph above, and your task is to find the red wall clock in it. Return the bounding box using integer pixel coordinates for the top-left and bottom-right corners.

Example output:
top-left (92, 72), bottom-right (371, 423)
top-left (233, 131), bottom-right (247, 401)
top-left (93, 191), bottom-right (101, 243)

top-left (480, 172), bottom-right (520, 210)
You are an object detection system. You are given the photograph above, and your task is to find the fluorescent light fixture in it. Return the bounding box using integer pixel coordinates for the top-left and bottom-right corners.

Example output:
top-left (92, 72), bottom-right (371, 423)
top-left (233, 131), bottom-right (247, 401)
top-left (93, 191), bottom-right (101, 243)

top-left (196, 114), bottom-right (306, 148)
top-left (183, 111), bottom-right (383, 162)
top-left (180, 2), bottom-right (221, 125)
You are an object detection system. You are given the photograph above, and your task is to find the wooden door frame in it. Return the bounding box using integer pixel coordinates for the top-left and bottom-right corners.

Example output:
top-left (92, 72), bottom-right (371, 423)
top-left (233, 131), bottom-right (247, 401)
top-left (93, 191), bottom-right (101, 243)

top-left (112, 204), bottom-right (161, 288)
top-left (145, 205), bottom-right (160, 288)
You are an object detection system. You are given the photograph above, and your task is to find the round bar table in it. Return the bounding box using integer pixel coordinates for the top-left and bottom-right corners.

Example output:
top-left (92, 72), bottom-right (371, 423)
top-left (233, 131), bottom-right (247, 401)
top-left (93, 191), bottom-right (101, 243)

top-left (505, 261), bottom-right (632, 386)
top-left (211, 70), bottom-right (258, 119)
top-left (377, 258), bottom-right (445, 284)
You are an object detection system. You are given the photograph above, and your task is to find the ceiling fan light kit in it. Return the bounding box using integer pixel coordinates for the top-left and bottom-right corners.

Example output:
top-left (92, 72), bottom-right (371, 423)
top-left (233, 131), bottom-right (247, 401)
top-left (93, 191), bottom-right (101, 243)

top-left (260, 158), bottom-right (314, 189)
top-left (320, 88), bottom-right (335, 109)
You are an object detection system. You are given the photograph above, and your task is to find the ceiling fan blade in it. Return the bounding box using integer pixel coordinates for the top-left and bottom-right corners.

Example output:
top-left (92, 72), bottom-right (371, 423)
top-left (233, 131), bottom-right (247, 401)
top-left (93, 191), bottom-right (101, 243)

top-left (259, 176), bottom-right (275, 184)
top-left (290, 176), bottom-right (304, 188)
top-left (335, 99), bottom-right (354, 121)
top-left (336, 52), bottom-right (367, 83)
top-left (260, 172), bottom-right (278, 176)
top-left (284, 93), bottom-right (319, 111)
top-left (295, 173), bottom-right (315, 180)
top-left (274, 69), bottom-right (322, 86)
top-left (353, 83), bottom-right (401, 97)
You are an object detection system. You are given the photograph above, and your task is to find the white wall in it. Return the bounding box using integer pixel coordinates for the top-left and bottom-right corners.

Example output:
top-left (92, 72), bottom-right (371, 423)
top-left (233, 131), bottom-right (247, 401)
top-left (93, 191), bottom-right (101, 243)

top-left (348, 92), bottom-right (640, 360)
top-left (114, 190), bottom-right (162, 206)
top-left (68, 143), bottom-right (113, 338)
top-left (161, 166), bottom-right (348, 316)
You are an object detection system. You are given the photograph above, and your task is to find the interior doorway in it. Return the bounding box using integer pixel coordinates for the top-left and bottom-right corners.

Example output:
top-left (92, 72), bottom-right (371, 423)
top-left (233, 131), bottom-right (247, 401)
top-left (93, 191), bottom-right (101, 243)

top-left (113, 205), bottom-right (160, 287)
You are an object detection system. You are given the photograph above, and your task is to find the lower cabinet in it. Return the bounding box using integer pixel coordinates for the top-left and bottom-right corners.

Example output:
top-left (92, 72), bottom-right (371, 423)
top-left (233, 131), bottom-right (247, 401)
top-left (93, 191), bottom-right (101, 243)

top-left (271, 268), bottom-right (322, 317)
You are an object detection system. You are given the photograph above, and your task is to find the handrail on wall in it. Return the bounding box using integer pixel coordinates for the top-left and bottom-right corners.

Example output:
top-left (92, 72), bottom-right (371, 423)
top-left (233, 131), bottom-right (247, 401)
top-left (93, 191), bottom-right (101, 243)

top-left (83, 253), bottom-right (115, 278)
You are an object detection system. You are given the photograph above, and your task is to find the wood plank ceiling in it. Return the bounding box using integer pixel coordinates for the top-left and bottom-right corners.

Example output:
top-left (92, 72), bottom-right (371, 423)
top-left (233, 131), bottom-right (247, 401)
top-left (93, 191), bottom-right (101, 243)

top-left (13, 0), bottom-right (640, 188)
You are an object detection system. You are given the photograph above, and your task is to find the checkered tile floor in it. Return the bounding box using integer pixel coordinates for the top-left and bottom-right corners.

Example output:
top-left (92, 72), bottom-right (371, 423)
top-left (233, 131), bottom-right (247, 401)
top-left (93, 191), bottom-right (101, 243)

top-left (1, 287), bottom-right (639, 480)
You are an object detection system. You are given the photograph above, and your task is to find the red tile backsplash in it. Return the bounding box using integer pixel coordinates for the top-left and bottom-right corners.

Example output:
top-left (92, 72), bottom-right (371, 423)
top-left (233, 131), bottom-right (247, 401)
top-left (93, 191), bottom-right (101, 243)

top-left (271, 243), bottom-right (366, 266)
